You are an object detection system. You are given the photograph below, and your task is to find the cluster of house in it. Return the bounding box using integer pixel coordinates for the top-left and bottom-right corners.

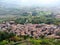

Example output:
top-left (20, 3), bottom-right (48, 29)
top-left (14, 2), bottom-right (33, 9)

top-left (0, 21), bottom-right (60, 39)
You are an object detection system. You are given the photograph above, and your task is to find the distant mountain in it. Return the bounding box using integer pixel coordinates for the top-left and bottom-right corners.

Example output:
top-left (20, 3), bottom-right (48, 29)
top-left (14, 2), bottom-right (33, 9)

top-left (0, 4), bottom-right (60, 17)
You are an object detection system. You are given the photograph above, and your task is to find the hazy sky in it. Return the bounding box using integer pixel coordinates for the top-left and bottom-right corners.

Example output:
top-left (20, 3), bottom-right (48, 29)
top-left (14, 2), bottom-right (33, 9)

top-left (0, 0), bottom-right (60, 7)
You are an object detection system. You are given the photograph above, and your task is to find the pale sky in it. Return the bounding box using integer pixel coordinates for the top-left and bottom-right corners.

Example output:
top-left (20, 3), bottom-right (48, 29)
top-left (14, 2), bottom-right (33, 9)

top-left (0, 0), bottom-right (60, 7)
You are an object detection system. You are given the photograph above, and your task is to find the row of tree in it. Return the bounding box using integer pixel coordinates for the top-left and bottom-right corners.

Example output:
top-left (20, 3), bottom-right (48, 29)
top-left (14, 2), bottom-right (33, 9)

top-left (15, 15), bottom-right (60, 25)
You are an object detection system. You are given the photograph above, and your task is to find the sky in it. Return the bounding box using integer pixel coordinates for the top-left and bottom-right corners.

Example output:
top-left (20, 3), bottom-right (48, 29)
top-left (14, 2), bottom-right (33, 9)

top-left (0, 0), bottom-right (60, 7)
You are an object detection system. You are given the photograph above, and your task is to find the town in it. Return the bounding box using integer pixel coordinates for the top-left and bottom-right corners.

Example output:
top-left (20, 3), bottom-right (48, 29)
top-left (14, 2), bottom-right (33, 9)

top-left (0, 0), bottom-right (60, 44)
top-left (0, 21), bottom-right (60, 39)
